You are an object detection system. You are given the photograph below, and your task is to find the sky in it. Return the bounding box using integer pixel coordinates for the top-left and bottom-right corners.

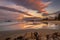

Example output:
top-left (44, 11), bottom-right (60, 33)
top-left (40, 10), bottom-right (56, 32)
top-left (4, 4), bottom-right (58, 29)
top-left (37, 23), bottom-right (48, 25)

top-left (0, 0), bottom-right (60, 12)
top-left (0, 0), bottom-right (60, 21)
top-left (46, 0), bottom-right (60, 13)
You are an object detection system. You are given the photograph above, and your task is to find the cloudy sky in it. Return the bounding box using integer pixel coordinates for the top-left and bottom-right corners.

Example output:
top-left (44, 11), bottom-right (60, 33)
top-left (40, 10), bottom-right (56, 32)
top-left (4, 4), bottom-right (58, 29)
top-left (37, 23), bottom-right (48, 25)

top-left (46, 0), bottom-right (60, 13)
top-left (0, 0), bottom-right (60, 21)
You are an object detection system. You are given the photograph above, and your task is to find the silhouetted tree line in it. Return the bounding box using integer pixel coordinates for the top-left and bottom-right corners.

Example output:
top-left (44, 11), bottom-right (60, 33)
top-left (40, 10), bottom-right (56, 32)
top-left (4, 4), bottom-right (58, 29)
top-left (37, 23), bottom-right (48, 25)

top-left (5, 32), bottom-right (60, 40)
top-left (54, 13), bottom-right (60, 20)
top-left (58, 14), bottom-right (60, 20)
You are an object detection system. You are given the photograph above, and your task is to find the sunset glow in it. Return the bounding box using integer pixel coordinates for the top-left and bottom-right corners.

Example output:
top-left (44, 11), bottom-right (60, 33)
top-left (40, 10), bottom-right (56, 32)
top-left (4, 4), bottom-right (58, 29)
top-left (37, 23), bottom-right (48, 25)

top-left (27, 0), bottom-right (51, 14)
top-left (0, 0), bottom-right (60, 31)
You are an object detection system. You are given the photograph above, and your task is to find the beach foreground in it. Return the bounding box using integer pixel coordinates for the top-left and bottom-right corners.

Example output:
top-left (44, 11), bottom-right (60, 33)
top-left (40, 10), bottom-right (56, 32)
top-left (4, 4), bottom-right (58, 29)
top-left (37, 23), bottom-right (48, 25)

top-left (0, 29), bottom-right (60, 40)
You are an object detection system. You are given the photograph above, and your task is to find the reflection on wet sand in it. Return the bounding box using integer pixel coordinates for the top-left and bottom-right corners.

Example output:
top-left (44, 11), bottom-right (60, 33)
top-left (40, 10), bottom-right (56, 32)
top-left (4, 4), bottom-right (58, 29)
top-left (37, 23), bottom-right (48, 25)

top-left (24, 21), bottom-right (60, 29)
top-left (24, 22), bottom-right (48, 29)
top-left (0, 21), bottom-right (60, 31)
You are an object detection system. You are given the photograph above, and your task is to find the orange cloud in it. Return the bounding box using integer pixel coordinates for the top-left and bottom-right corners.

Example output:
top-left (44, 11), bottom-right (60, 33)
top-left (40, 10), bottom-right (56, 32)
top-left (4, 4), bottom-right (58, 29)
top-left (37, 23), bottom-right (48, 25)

top-left (27, 0), bottom-right (51, 14)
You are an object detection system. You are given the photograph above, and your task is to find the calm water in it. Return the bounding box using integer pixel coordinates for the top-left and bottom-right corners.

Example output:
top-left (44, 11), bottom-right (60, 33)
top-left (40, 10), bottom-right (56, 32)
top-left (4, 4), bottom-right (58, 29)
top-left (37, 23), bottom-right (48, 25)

top-left (0, 22), bottom-right (59, 31)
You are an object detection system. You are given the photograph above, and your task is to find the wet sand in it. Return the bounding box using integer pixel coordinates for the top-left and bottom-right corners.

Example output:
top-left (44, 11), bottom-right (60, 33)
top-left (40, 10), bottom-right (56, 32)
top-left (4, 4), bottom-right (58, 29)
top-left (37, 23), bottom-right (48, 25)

top-left (0, 29), bottom-right (60, 40)
top-left (42, 21), bottom-right (60, 25)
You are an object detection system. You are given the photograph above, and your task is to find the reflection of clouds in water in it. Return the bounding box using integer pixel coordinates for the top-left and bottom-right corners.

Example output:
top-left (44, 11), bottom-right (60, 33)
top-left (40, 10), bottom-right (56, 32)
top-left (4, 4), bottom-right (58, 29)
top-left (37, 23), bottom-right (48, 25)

top-left (0, 22), bottom-right (25, 31)
top-left (24, 23), bottom-right (48, 29)
top-left (24, 23), bottom-right (59, 29)
top-left (24, 22), bottom-right (59, 29)
top-left (48, 22), bottom-right (59, 29)
top-left (0, 22), bottom-right (59, 31)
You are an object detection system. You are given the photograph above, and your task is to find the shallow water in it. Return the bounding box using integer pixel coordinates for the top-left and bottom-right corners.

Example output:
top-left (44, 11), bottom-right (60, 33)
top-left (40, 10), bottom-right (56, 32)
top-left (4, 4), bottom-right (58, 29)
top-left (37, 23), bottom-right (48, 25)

top-left (0, 22), bottom-right (59, 31)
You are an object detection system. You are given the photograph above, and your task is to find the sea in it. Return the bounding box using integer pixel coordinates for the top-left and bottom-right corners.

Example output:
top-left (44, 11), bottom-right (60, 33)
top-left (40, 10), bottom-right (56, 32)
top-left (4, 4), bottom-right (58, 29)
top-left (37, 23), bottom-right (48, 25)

top-left (0, 21), bottom-right (59, 31)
